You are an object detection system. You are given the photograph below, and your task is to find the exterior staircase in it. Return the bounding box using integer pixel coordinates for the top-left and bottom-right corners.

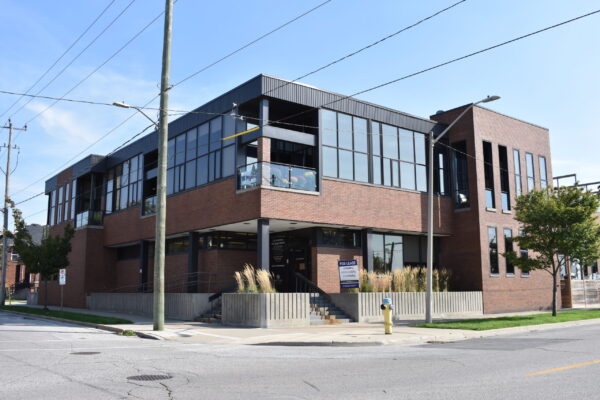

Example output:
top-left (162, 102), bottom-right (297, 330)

top-left (309, 293), bottom-right (353, 325)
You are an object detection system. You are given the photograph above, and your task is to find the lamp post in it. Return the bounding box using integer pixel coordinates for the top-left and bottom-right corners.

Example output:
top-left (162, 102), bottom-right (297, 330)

top-left (425, 95), bottom-right (500, 324)
top-left (112, 102), bottom-right (159, 129)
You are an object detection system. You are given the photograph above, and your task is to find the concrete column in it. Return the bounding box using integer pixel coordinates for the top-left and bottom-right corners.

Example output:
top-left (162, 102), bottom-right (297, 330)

top-left (362, 229), bottom-right (374, 273)
top-left (187, 231), bottom-right (199, 293)
top-left (139, 240), bottom-right (149, 292)
top-left (257, 218), bottom-right (270, 271)
top-left (259, 98), bottom-right (269, 127)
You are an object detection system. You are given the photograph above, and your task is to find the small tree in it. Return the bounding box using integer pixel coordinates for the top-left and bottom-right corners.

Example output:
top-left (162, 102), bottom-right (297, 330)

top-left (9, 208), bottom-right (74, 310)
top-left (505, 186), bottom-right (600, 316)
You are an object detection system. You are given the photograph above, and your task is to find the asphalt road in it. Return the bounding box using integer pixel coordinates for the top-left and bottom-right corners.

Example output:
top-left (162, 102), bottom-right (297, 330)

top-left (1, 311), bottom-right (599, 400)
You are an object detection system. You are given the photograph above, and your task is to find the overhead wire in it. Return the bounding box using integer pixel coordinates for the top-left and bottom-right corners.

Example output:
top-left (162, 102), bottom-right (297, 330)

top-left (14, 7), bottom-right (600, 216)
top-left (9, 0), bottom-right (333, 200)
top-left (0, 0), bottom-right (117, 120)
top-left (9, 0), bottom-right (136, 122)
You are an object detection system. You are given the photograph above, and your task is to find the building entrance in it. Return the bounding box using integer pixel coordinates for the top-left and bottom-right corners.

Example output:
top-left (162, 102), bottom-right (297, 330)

top-left (270, 231), bottom-right (312, 292)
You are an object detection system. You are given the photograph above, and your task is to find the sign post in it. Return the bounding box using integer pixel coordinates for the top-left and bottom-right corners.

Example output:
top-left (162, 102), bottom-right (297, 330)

top-left (58, 268), bottom-right (66, 312)
top-left (338, 260), bottom-right (360, 290)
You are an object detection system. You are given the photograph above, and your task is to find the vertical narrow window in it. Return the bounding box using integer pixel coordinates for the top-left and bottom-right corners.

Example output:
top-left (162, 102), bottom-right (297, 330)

top-left (371, 122), bottom-right (381, 184)
top-left (57, 186), bottom-right (63, 223)
top-left (209, 117), bottom-right (222, 152)
top-left (539, 156), bottom-right (548, 188)
top-left (498, 145), bottom-right (510, 211)
top-left (483, 141), bottom-right (495, 209)
top-left (504, 228), bottom-right (514, 275)
top-left (105, 170), bottom-right (114, 214)
top-left (452, 141), bottom-right (469, 208)
top-left (382, 124), bottom-right (398, 159)
top-left (322, 146), bottom-right (337, 178)
top-left (513, 149), bottom-right (522, 197)
top-left (71, 179), bottom-right (77, 219)
top-left (435, 148), bottom-right (447, 195)
top-left (64, 183), bottom-right (70, 222)
top-left (488, 226), bottom-right (499, 275)
top-left (321, 110), bottom-right (337, 147)
top-left (525, 152), bottom-right (535, 191)
top-left (198, 123), bottom-right (209, 156)
top-left (519, 229), bottom-right (529, 277)
top-left (337, 113), bottom-right (353, 150)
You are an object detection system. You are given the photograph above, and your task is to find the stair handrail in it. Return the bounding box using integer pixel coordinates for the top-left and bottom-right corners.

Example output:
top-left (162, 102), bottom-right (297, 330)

top-left (293, 272), bottom-right (334, 303)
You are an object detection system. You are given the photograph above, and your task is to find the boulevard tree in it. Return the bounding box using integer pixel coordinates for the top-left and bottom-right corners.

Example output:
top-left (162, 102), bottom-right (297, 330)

top-left (9, 208), bottom-right (74, 310)
top-left (505, 186), bottom-right (600, 316)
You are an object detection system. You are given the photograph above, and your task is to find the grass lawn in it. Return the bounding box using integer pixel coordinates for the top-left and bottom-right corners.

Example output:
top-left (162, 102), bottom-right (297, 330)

top-left (0, 305), bottom-right (133, 325)
top-left (415, 309), bottom-right (600, 331)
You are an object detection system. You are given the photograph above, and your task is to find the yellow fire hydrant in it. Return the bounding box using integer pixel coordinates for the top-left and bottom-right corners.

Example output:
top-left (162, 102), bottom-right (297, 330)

top-left (380, 297), bottom-right (393, 334)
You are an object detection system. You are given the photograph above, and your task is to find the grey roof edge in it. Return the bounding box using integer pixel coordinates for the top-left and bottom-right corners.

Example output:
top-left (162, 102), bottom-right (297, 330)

top-left (260, 73), bottom-right (436, 125)
top-left (432, 103), bottom-right (549, 131)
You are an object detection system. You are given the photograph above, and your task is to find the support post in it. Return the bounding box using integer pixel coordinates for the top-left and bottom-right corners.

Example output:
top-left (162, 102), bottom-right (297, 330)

top-left (425, 131), bottom-right (435, 323)
top-left (257, 219), bottom-right (270, 271)
top-left (187, 231), bottom-right (199, 293)
top-left (153, 0), bottom-right (173, 331)
top-left (362, 229), bottom-right (374, 273)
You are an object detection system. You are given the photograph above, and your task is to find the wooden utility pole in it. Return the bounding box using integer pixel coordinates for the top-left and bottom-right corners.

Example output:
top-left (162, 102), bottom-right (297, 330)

top-left (0, 119), bottom-right (26, 305)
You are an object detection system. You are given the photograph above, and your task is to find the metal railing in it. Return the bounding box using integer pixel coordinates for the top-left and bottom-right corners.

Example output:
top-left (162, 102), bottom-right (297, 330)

top-left (237, 162), bottom-right (317, 192)
top-left (293, 272), bottom-right (333, 304)
top-left (75, 210), bottom-right (103, 227)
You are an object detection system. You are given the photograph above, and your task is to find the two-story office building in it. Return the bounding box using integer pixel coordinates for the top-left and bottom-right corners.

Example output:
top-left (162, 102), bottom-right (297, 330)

top-left (42, 74), bottom-right (554, 313)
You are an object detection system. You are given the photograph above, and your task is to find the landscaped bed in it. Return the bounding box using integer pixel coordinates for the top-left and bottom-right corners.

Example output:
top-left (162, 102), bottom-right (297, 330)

top-left (415, 310), bottom-right (600, 331)
top-left (0, 305), bottom-right (133, 325)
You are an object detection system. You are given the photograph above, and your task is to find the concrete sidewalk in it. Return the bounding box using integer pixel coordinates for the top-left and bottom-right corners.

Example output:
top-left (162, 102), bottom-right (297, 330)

top-left (6, 303), bottom-right (600, 346)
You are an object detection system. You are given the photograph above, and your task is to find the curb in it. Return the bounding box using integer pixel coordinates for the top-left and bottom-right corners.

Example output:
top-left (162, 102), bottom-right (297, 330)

top-left (0, 309), bottom-right (160, 340)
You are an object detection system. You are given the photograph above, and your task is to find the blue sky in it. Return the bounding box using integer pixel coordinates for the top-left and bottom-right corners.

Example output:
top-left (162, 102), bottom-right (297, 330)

top-left (0, 0), bottom-right (598, 225)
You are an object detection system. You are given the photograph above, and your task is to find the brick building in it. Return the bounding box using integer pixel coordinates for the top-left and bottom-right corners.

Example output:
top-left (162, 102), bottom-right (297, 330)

top-left (42, 74), bottom-right (555, 313)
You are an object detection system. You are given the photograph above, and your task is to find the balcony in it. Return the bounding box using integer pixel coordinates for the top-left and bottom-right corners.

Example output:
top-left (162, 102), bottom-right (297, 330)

top-left (75, 210), bottom-right (103, 228)
top-left (237, 162), bottom-right (317, 192)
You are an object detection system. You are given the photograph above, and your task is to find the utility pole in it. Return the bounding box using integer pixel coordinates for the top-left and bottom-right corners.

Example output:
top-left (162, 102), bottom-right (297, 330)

top-left (153, 0), bottom-right (173, 331)
top-left (0, 119), bottom-right (26, 305)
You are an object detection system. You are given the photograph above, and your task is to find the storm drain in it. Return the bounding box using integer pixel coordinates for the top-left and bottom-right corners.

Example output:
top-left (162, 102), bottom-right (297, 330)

top-left (127, 375), bottom-right (172, 382)
top-left (71, 352), bottom-right (101, 355)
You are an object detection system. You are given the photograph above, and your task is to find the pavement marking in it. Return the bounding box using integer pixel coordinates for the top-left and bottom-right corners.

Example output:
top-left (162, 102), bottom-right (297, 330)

top-left (526, 359), bottom-right (600, 376)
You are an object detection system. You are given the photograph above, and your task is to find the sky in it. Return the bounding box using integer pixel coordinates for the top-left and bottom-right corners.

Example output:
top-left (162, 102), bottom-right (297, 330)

top-left (0, 0), bottom-right (598, 225)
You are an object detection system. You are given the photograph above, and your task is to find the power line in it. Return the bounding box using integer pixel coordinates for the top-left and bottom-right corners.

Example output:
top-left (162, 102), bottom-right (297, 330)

top-left (0, 0), bottom-right (117, 120)
top-left (259, 0), bottom-right (466, 100)
top-left (9, 0), bottom-right (136, 121)
top-left (10, 0), bottom-right (332, 199)
top-left (271, 7), bottom-right (600, 126)
top-left (170, 0), bottom-right (333, 89)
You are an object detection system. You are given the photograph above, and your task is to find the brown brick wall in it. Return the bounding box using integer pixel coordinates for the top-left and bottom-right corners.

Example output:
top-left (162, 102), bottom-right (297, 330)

top-left (312, 246), bottom-right (362, 293)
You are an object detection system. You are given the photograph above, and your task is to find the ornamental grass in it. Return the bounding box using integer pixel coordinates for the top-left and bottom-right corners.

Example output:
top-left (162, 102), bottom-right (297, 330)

top-left (359, 267), bottom-right (451, 292)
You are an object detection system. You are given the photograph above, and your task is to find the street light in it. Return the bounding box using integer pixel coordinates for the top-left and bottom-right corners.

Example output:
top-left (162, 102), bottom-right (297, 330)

top-left (112, 102), bottom-right (159, 129)
top-left (425, 95), bottom-right (500, 323)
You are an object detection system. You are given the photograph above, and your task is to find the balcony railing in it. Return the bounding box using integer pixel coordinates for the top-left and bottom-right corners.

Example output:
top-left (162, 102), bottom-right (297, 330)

top-left (75, 210), bottom-right (103, 228)
top-left (237, 162), bottom-right (317, 192)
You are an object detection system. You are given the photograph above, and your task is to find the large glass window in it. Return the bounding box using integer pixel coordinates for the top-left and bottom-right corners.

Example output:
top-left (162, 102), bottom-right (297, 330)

top-left (539, 156), bottom-right (548, 188)
top-left (488, 227), bottom-right (499, 275)
top-left (483, 141), bottom-right (495, 209)
top-left (513, 149), bottom-right (522, 197)
top-left (504, 228), bottom-right (514, 275)
top-left (452, 141), bottom-right (470, 208)
top-left (526, 152), bottom-right (535, 191)
top-left (499, 145), bottom-right (510, 211)
top-left (322, 110), bottom-right (368, 183)
top-left (57, 186), bottom-right (63, 223)
top-left (372, 233), bottom-right (403, 273)
top-left (105, 154), bottom-right (143, 213)
top-left (372, 123), bottom-right (427, 191)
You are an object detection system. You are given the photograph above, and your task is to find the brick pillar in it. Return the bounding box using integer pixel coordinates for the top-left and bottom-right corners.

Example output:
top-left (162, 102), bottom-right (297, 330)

top-left (257, 137), bottom-right (271, 163)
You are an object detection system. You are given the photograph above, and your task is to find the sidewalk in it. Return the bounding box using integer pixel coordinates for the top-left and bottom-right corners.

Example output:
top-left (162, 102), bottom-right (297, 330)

top-left (6, 303), bottom-right (600, 346)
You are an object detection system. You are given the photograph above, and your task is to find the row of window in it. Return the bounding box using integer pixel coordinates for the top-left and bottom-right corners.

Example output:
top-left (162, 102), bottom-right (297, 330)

top-left (488, 226), bottom-right (529, 276)
top-left (47, 179), bottom-right (77, 226)
top-left (106, 154), bottom-right (143, 214)
top-left (483, 141), bottom-right (549, 211)
top-left (321, 109), bottom-right (436, 193)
